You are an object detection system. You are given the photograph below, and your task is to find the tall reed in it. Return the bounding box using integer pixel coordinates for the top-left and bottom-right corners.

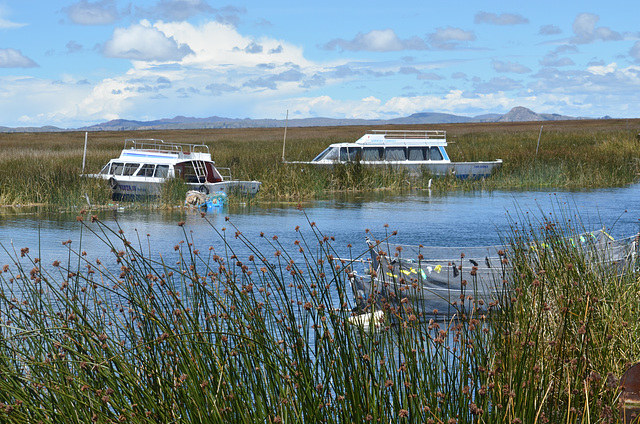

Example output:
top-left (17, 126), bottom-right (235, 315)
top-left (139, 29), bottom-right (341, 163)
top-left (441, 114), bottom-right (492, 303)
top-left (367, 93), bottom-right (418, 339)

top-left (0, 207), bottom-right (637, 422)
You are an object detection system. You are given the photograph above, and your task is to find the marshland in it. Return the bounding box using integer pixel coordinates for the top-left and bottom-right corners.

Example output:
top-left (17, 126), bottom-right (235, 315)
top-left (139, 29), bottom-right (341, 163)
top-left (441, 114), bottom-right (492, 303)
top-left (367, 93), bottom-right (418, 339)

top-left (0, 118), bottom-right (639, 207)
top-left (1, 119), bottom-right (640, 423)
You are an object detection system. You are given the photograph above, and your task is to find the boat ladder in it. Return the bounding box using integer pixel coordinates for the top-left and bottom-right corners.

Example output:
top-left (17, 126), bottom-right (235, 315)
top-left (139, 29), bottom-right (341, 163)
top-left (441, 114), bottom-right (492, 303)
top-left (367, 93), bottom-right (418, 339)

top-left (193, 160), bottom-right (208, 183)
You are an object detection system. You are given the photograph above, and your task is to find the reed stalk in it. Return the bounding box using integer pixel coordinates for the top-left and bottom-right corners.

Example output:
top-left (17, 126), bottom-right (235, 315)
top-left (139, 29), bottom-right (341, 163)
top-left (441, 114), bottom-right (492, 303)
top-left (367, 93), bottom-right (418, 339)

top-left (0, 207), bottom-right (637, 422)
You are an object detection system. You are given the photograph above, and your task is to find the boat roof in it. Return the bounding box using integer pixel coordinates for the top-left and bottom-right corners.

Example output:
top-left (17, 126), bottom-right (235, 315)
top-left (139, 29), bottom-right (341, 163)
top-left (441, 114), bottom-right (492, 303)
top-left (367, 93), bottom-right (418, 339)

top-left (330, 130), bottom-right (448, 148)
top-left (115, 139), bottom-right (213, 163)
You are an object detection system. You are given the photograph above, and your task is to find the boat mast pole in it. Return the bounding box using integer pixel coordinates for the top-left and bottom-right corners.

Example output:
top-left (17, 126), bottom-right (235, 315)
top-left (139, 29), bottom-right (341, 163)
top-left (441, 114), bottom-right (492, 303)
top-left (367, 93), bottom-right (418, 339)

top-left (535, 125), bottom-right (543, 157)
top-left (82, 131), bottom-right (88, 173)
top-left (282, 110), bottom-right (288, 162)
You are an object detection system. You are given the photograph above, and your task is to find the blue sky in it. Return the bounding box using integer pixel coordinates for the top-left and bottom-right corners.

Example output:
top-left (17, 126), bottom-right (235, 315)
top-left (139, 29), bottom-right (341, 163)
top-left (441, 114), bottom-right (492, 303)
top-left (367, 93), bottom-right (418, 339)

top-left (1, 0), bottom-right (639, 128)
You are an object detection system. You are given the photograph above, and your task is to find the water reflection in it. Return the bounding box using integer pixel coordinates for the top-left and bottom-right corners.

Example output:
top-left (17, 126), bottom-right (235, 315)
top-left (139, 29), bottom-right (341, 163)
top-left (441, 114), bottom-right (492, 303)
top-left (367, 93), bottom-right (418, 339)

top-left (1, 184), bottom-right (639, 267)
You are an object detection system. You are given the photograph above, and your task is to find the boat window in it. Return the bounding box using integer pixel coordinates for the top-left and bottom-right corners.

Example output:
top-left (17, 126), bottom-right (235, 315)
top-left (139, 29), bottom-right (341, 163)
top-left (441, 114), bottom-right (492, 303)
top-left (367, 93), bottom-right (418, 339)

top-left (312, 147), bottom-right (339, 162)
top-left (408, 147), bottom-right (427, 161)
top-left (154, 165), bottom-right (169, 178)
top-left (430, 147), bottom-right (443, 161)
top-left (123, 163), bottom-right (140, 176)
top-left (99, 163), bottom-right (112, 175)
top-left (339, 147), bottom-right (361, 162)
top-left (136, 164), bottom-right (155, 177)
top-left (385, 147), bottom-right (406, 161)
top-left (362, 147), bottom-right (384, 161)
top-left (110, 162), bottom-right (124, 176)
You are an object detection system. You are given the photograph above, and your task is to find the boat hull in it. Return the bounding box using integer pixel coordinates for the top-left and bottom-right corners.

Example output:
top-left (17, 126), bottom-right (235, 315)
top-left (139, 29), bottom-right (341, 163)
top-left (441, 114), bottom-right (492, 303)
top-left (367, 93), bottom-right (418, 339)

top-left (287, 159), bottom-right (503, 179)
top-left (354, 230), bottom-right (638, 317)
top-left (88, 175), bottom-right (261, 199)
top-left (352, 258), bottom-right (506, 316)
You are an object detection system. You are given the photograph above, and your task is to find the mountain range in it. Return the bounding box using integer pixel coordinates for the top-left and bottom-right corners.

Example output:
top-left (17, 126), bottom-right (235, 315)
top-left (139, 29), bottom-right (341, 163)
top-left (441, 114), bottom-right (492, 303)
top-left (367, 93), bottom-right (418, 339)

top-left (0, 106), bottom-right (610, 133)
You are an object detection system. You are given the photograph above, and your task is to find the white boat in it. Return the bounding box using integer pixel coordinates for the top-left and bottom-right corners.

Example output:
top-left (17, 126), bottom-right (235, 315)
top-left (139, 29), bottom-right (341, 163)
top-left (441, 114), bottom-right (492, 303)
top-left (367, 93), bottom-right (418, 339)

top-left (287, 129), bottom-right (502, 179)
top-left (88, 138), bottom-right (261, 199)
top-left (350, 230), bottom-right (638, 316)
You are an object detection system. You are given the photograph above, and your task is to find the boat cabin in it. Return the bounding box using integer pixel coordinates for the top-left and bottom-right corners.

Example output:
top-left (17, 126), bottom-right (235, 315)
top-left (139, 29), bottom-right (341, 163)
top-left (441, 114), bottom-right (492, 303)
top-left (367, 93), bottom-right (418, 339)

top-left (98, 139), bottom-right (224, 183)
top-left (311, 130), bottom-right (451, 164)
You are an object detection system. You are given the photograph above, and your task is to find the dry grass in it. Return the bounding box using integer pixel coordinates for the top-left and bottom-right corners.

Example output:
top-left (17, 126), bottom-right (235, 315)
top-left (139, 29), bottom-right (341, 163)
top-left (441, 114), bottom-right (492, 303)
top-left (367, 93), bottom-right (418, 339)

top-left (1, 118), bottom-right (639, 206)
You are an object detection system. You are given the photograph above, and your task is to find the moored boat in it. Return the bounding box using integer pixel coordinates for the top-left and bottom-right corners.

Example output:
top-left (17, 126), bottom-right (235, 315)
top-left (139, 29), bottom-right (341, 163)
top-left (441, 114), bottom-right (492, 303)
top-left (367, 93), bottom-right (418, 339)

top-left (86, 138), bottom-right (261, 199)
top-left (286, 129), bottom-right (502, 179)
top-left (350, 230), bottom-right (638, 317)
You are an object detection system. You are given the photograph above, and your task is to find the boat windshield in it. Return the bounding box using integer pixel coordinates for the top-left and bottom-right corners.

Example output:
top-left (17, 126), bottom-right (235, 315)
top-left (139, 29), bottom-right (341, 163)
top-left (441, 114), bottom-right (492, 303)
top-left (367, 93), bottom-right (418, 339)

top-left (110, 162), bottom-right (124, 175)
top-left (312, 147), bottom-right (339, 162)
top-left (99, 163), bottom-right (112, 174)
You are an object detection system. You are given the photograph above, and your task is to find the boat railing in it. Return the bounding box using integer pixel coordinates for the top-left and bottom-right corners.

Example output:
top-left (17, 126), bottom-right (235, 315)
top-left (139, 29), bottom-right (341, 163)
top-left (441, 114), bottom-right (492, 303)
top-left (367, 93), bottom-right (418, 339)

top-left (367, 130), bottom-right (446, 140)
top-left (216, 167), bottom-right (233, 181)
top-left (124, 139), bottom-right (210, 154)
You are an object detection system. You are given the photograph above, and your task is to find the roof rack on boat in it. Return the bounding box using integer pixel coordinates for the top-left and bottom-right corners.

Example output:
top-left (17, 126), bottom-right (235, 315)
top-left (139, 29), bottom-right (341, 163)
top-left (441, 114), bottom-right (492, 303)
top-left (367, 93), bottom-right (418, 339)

top-left (367, 129), bottom-right (446, 140)
top-left (123, 138), bottom-right (210, 154)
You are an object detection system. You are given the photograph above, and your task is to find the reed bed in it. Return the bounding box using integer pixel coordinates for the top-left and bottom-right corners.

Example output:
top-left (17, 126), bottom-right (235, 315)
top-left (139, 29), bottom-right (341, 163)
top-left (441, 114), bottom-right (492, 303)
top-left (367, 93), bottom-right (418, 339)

top-left (1, 120), bottom-right (639, 206)
top-left (0, 208), bottom-right (638, 423)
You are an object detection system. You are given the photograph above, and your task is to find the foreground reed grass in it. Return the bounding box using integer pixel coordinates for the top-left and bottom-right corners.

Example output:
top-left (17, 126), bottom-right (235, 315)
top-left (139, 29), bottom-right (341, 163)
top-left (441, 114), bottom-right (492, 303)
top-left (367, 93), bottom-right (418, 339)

top-left (1, 119), bottom-right (639, 206)
top-left (0, 208), bottom-right (638, 423)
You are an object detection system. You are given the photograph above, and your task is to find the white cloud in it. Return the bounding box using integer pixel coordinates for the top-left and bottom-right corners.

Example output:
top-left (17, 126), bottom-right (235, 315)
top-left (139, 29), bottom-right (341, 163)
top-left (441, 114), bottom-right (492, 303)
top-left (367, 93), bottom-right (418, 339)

top-left (64, 0), bottom-right (121, 25)
top-left (269, 90), bottom-right (520, 122)
top-left (0, 76), bottom-right (96, 126)
top-left (474, 12), bottom-right (529, 26)
top-left (530, 63), bottom-right (640, 101)
top-left (0, 7), bottom-right (26, 29)
top-left (428, 27), bottom-right (475, 50)
top-left (474, 77), bottom-right (523, 94)
top-left (539, 25), bottom-right (561, 36)
top-left (63, 20), bottom-right (321, 123)
top-left (492, 60), bottom-right (531, 74)
top-left (587, 62), bottom-right (618, 76)
top-left (540, 56), bottom-right (575, 67)
top-left (151, 20), bottom-right (310, 68)
top-left (630, 42), bottom-right (640, 62)
top-left (321, 29), bottom-right (428, 52)
top-left (137, 0), bottom-right (215, 21)
top-left (102, 21), bottom-right (194, 61)
top-left (571, 13), bottom-right (622, 44)
top-left (0, 48), bottom-right (38, 68)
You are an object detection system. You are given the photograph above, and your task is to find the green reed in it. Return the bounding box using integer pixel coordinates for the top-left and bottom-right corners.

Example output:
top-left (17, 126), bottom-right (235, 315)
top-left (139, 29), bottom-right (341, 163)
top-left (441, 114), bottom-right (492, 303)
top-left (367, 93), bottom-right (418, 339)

top-left (0, 207), bottom-right (637, 423)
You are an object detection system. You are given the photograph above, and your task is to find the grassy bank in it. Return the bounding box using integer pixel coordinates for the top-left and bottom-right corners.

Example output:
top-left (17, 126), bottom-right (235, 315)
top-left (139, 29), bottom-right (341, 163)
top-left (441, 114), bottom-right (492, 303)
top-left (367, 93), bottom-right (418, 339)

top-left (0, 119), bottom-right (639, 206)
top-left (0, 210), bottom-right (638, 422)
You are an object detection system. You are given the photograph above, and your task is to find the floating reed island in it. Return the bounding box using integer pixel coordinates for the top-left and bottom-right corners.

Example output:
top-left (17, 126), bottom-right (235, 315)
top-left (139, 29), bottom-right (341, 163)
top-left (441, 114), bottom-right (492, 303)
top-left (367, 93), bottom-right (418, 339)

top-left (0, 208), bottom-right (639, 423)
top-left (1, 118), bottom-right (639, 207)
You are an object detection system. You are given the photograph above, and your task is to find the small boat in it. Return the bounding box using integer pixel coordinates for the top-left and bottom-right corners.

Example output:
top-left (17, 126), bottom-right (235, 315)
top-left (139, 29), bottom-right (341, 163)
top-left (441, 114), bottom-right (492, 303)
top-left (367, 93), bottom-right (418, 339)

top-left (350, 230), bottom-right (638, 316)
top-left (286, 129), bottom-right (502, 179)
top-left (87, 138), bottom-right (261, 199)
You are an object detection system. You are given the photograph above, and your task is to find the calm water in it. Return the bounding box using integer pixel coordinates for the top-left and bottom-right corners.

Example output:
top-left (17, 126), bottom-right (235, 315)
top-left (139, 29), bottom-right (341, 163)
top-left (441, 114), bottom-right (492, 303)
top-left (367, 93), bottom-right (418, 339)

top-left (1, 184), bottom-right (639, 267)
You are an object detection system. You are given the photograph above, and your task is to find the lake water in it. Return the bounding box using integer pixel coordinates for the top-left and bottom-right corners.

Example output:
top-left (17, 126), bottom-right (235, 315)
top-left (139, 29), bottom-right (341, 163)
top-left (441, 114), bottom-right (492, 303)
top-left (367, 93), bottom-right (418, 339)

top-left (1, 184), bottom-right (639, 269)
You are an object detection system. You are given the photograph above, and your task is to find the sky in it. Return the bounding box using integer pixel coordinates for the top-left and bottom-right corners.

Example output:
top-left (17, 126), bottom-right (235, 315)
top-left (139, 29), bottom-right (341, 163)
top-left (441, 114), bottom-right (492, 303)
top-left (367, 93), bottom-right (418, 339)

top-left (1, 0), bottom-right (639, 128)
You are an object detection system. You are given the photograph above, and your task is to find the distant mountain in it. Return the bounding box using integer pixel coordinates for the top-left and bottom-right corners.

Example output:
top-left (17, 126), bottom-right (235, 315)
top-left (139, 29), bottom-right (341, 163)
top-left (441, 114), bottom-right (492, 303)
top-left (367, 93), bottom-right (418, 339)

top-left (498, 106), bottom-right (572, 122)
top-left (388, 112), bottom-right (474, 125)
top-left (0, 106), bottom-right (600, 132)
